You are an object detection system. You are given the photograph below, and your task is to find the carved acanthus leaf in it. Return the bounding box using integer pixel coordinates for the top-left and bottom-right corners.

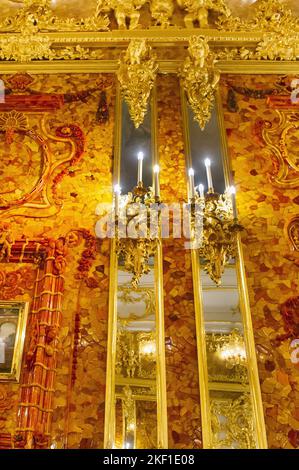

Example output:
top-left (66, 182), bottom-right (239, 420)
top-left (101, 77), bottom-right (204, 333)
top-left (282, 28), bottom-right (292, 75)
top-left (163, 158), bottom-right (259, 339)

top-left (0, 0), bottom-right (109, 33)
top-left (180, 36), bottom-right (220, 130)
top-left (218, 0), bottom-right (299, 34)
top-left (117, 40), bottom-right (158, 128)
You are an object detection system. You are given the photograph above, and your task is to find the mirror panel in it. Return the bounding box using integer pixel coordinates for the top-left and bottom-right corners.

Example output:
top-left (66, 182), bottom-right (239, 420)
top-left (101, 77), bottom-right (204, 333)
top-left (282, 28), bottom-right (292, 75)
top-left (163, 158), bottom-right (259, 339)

top-left (183, 94), bottom-right (267, 449)
top-left (115, 267), bottom-right (158, 449)
top-left (201, 264), bottom-right (256, 448)
top-left (105, 91), bottom-right (167, 449)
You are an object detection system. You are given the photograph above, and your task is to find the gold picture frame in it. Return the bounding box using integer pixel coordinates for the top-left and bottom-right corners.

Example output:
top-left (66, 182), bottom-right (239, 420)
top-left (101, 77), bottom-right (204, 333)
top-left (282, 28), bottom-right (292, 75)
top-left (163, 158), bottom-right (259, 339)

top-left (0, 301), bottom-right (29, 383)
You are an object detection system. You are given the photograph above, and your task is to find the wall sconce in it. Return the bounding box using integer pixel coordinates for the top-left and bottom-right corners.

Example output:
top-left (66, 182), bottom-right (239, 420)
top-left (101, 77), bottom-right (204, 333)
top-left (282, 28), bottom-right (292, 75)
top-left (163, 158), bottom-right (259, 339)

top-left (114, 154), bottom-right (161, 289)
top-left (188, 160), bottom-right (243, 286)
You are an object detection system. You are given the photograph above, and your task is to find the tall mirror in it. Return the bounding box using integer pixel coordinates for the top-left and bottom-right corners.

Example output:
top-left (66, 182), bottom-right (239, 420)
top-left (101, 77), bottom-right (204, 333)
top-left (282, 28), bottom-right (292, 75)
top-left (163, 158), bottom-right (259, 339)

top-left (183, 96), bottom-right (267, 449)
top-left (105, 95), bottom-right (167, 449)
top-left (202, 264), bottom-right (255, 448)
top-left (115, 267), bottom-right (157, 449)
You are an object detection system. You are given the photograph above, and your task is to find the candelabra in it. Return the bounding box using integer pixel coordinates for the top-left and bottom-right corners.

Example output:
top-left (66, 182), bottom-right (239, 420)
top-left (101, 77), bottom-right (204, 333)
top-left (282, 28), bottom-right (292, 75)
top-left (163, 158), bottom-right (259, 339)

top-left (114, 153), bottom-right (161, 289)
top-left (188, 160), bottom-right (243, 286)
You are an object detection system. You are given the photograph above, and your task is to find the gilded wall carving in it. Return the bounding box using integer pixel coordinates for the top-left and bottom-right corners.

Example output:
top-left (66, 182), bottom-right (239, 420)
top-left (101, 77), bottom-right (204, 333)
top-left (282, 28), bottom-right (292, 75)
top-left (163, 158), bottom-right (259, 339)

top-left (180, 36), bottom-right (220, 130)
top-left (0, 1), bottom-right (299, 63)
top-left (221, 74), bottom-right (299, 448)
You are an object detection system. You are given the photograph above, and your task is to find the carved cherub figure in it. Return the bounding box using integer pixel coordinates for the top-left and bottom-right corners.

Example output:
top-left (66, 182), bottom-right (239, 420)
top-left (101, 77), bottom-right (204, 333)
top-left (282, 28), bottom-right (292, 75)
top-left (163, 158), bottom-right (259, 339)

top-left (188, 34), bottom-right (210, 67)
top-left (150, 0), bottom-right (174, 28)
top-left (96, 0), bottom-right (146, 30)
top-left (177, 0), bottom-right (230, 29)
top-left (0, 223), bottom-right (13, 261)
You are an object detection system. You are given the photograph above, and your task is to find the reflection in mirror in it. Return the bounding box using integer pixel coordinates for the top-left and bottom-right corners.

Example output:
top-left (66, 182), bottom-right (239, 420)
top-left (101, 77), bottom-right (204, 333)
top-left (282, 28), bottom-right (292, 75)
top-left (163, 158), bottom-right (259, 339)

top-left (115, 266), bottom-right (157, 449)
top-left (120, 101), bottom-right (152, 194)
top-left (201, 264), bottom-right (256, 448)
top-left (106, 92), bottom-right (166, 449)
top-left (182, 93), bottom-right (267, 448)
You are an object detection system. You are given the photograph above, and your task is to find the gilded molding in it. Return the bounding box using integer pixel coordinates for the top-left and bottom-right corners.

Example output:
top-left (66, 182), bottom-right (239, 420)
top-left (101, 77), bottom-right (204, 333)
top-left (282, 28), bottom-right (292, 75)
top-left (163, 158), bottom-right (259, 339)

top-left (210, 394), bottom-right (256, 449)
top-left (217, 0), bottom-right (299, 34)
top-left (180, 36), bottom-right (220, 129)
top-left (0, 0), bottom-right (109, 33)
top-left (117, 39), bottom-right (158, 128)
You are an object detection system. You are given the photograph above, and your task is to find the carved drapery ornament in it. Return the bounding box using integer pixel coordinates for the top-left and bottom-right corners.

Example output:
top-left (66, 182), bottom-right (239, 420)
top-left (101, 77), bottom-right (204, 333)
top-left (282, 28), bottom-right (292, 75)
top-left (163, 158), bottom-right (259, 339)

top-left (180, 36), bottom-right (220, 130)
top-left (117, 40), bottom-right (158, 128)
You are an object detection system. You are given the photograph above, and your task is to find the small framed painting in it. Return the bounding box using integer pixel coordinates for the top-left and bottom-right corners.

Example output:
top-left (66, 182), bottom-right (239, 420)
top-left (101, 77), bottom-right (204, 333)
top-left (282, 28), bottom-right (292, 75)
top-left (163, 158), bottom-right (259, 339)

top-left (0, 301), bottom-right (29, 382)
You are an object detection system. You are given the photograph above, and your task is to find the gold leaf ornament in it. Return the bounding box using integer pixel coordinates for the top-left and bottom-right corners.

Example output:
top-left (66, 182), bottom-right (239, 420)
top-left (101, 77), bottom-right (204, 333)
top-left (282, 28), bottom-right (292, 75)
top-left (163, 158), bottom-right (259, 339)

top-left (179, 36), bottom-right (220, 130)
top-left (117, 39), bottom-right (158, 128)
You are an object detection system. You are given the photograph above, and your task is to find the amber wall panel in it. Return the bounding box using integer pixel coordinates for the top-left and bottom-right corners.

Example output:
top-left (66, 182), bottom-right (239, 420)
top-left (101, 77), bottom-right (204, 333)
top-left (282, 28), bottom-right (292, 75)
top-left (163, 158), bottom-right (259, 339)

top-left (0, 73), bottom-right (115, 448)
top-left (0, 263), bottom-right (37, 439)
top-left (157, 75), bottom-right (202, 449)
top-left (221, 74), bottom-right (299, 449)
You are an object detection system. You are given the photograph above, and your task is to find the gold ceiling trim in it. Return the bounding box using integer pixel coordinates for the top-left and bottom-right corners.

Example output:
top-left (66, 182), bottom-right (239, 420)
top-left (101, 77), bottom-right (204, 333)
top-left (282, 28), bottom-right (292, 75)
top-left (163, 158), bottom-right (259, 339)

top-left (0, 1), bottom-right (298, 63)
top-left (2, 60), bottom-right (299, 76)
top-left (1, 31), bottom-right (299, 63)
top-left (1, 0), bottom-right (299, 34)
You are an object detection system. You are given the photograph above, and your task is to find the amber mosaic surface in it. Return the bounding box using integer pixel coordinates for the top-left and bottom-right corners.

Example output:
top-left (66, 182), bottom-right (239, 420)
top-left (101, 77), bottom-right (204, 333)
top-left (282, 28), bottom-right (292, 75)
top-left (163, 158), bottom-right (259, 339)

top-left (158, 75), bottom-right (202, 449)
top-left (221, 74), bottom-right (299, 448)
top-left (0, 73), bottom-right (115, 448)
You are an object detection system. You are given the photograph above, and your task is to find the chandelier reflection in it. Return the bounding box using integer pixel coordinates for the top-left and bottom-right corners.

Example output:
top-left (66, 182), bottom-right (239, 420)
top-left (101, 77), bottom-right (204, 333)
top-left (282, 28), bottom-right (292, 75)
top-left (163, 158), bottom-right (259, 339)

top-left (188, 159), bottom-right (243, 286)
top-left (217, 329), bottom-right (247, 369)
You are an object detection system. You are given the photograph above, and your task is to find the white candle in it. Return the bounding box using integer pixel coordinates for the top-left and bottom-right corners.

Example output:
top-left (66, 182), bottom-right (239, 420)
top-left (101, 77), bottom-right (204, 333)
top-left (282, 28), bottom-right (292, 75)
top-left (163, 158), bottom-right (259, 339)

top-left (229, 185), bottom-right (237, 218)
top-left (153, 164), bottom-right (160, 198)
top-left (204, 158), bottom-right (214, 193)
top-left (198, 184), bottom-right (204, 199)
top-left (188, 168), bottom-right (195, 199)
top-left (137, 151), bottom-right (144, 184)
top-left (114, 184), bottom-right (121, 216)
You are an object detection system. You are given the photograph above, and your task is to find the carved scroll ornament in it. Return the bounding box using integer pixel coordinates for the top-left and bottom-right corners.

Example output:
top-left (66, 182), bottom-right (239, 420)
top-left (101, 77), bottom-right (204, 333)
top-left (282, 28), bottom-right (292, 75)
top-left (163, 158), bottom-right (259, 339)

top-left (117, 39), bottom-right (158, 128)
top-left (180, 36), bottom-right (220, 130)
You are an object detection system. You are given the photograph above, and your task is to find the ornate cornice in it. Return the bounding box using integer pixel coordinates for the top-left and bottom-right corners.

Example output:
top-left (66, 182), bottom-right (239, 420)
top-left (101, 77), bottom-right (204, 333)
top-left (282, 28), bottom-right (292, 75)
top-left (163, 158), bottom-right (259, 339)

top-left (0, 1), bottom-right (298, 64)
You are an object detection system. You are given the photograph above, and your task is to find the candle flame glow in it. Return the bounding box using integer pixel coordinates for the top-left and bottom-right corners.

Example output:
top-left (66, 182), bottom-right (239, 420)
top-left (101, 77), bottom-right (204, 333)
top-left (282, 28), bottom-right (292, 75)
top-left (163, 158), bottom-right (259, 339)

top-left (137, 151), bottom-right (144, 160)
top-left (204, 158), bottom-right (211, 167)
top-left (114, 184), bottom-right (121, 194)
top-left (153, 164), bottom-right (160, 174)
top-left (188, 168), bottom-right (195, 177)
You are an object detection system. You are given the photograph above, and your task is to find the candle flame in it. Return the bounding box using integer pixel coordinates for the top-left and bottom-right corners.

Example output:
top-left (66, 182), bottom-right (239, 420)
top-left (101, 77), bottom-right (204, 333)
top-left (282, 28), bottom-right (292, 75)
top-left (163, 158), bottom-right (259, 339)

top-left (114, 184), bottom-right (121, 194)
top-left (137, 151), bottom-right (144, 160)
top-left (229, 185), bottom-right (236, 195)
top-left (204, 158), bottom-right (211, 167)
top-left (188, 168), bottom-right (195, 177)
top-left (153, 164), bottom-right (160, 174)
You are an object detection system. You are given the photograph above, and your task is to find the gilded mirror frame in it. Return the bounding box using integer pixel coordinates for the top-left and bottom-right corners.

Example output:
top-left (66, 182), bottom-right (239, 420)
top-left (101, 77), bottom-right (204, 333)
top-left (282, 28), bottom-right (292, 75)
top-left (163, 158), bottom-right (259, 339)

top-left (0, 300), bottom-right (29, 383)
top-left (104, 84), bottom-right (168, 449)
top-left (181, 87), bottom-right (268, 449)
